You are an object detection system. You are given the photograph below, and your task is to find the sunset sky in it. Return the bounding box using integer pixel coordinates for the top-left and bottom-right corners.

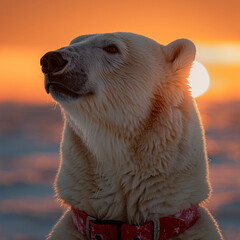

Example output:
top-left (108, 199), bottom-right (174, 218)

top-left (0, 0), bottom-right (240, 103)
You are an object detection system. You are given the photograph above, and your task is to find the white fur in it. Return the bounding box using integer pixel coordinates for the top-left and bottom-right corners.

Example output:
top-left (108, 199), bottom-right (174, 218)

top-left (46, 32), bottom-right (223, 239)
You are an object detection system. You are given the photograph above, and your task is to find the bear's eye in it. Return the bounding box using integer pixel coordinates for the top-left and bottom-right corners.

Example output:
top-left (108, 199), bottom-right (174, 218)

top-left (103, 44), bottom-right (119, 54)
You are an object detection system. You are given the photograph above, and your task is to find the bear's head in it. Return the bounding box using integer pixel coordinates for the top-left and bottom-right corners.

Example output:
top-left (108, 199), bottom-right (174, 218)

top-left (41, 32), bottom-right (196, 132)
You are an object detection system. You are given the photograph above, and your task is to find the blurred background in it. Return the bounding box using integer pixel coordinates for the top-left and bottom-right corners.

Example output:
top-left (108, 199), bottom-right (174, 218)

top-left (0, 0), bottom-right (239, 239)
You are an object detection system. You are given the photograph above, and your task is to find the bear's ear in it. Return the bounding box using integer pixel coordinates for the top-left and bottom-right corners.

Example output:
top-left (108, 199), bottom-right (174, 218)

top-left (163, 39), bottom-right (196, 74)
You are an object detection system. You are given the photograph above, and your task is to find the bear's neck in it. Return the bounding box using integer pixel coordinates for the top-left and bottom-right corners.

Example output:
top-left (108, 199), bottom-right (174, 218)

top-left (56, 109), bottom-right (209, 224)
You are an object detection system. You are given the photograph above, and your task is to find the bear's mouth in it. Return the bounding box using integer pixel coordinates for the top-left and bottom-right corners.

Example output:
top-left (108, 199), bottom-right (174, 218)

top-left (46, 82), bottom-right (81, 99)
top-left (44, 70), bottom-right (90, 102)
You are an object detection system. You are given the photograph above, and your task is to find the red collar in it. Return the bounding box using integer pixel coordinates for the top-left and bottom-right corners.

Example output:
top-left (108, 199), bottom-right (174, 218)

top-left (71, 204), bottom-right (199, 240)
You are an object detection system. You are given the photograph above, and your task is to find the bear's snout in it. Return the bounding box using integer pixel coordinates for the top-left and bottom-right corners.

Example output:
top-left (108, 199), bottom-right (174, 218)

top-left (40, 51), bottom-right (68, 74)
top-left (41, 49), bottom-right (90, 102)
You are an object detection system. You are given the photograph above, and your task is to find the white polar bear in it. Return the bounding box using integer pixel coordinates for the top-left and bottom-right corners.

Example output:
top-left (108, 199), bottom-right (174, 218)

top-left (41, 32), bottom-right (223, 240)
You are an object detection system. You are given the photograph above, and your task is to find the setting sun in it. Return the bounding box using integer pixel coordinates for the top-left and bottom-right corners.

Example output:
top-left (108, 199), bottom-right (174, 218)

top-left (188, 61), bottom-right (210, 98)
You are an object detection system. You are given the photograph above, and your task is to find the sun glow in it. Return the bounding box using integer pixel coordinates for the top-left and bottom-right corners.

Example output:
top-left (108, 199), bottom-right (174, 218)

top-left (188, 61), bottom-right (210, 97)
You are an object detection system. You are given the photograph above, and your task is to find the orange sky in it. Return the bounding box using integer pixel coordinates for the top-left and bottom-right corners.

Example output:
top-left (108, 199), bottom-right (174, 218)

top-left (0, 0), bottom-right (240, 103)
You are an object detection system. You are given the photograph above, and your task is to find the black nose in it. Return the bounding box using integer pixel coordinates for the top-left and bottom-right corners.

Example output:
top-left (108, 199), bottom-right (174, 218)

top-left (40, 51), bottom-right (68, 74)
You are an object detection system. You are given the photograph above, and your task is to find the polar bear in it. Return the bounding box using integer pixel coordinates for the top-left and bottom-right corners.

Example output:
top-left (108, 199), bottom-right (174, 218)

top-left (41, 32), bottom-right (223, 240)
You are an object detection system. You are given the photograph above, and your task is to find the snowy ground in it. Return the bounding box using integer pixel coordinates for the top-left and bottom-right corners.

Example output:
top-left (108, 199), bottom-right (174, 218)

top-left (0, 101), bottom-right (239, 240)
